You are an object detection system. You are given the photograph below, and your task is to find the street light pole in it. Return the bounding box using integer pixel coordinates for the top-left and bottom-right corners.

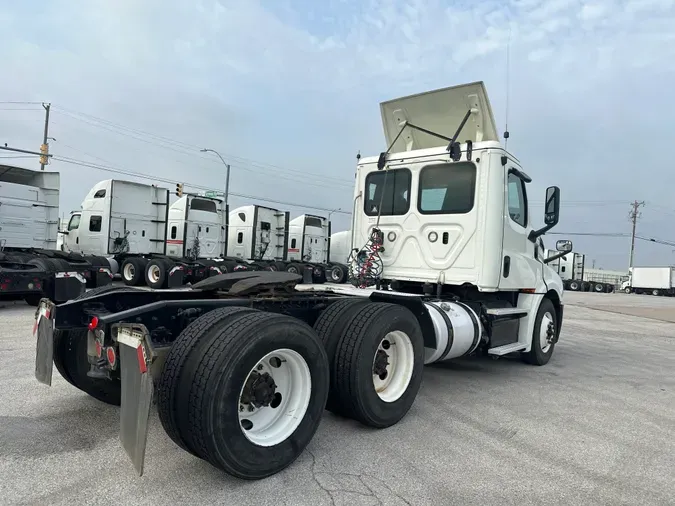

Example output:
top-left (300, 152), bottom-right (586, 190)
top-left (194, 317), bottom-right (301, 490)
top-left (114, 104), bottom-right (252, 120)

top-left (201, 148), bottom-right (230, 206)
top-left (328, 208), bottom-right (341, 221)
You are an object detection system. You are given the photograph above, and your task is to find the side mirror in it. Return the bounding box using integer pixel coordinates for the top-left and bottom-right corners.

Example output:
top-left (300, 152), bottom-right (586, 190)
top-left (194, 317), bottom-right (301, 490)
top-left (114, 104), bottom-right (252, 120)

top-left (528, 185), bottom-right (561, 242)
top-left (556, 239), bottom-right (572, 252)
top-left (544, 238), bottom-right (573, 264)
top-left (544, 186), bottom-right (560, 226)
top-left (58, 230), bottom-right (69, 235)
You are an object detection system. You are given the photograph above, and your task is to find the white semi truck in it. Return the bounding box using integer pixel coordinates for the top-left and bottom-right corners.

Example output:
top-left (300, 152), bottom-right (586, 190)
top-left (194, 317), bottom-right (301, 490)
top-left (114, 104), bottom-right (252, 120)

top-left (545, 249), bottom-right (614, 293)
top-left (61, 179), bottom-right (251, 289)
top-left (0, 164), bottom-right (113, 305)
top-left (227, 205), bottom-right (334, 282)
top-left (621, 266), bottom-right (675, 296)
top-left (33, 81), bottom-right (572, 481)
top-left (327, 230), bottom-right (351, 283)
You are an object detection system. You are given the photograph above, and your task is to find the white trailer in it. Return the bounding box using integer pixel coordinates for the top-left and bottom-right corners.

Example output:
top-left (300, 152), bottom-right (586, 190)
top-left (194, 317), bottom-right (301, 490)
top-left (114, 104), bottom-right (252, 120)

top-left (0, 164), bottom-right (111, 304)
top-left (61, 179), bottom-right (251, 289)
top-left (34, 80), bottom-right (573, 481)
top-left (623, 266), bottom-right (675, 296)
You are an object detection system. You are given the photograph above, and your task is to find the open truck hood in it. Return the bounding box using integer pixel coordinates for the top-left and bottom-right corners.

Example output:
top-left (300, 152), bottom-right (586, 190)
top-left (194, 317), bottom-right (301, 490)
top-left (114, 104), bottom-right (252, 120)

top-left (379, 81), bottom-right (499, 152)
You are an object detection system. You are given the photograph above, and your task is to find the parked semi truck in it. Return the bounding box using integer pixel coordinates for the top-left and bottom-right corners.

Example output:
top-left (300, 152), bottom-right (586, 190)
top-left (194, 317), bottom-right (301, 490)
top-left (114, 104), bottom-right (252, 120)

top-left (61, 180), bottom-right (252, 289)
top-left (33, 81), bottom-right (571, 482)
top-left (545, 249), bottom-right (614, 293)
top-left (326, 230), bottom-right (351, 283)
top-left (621, 266), bottom-right (675, 295)
top-left (0, 165), bottom-right (113, 305)
top-left (227, 205), bottom-right (333, 283)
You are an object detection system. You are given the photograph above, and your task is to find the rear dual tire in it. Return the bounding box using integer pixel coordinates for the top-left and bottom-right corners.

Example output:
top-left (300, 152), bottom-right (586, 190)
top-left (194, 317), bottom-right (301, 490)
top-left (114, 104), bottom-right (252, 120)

top-left (121, 257), bottom-right (147, 286)
top-left (157, 307), bottom-right (329, 480)
top-left (314, 301), bottom-right (425, 428)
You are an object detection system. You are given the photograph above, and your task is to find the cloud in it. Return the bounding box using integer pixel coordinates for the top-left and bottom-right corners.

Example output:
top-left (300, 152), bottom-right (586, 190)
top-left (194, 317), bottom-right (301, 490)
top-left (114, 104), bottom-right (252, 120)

top-left (1, 0), bottom-right (675, 268)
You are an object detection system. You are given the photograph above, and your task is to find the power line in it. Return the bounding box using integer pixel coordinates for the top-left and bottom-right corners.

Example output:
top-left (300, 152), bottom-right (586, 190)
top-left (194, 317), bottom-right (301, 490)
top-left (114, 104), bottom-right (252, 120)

top-left (51, 106), bottom-right (354, 186)
top-left (0, 101), bottom-right (44, 105)
top-left (51, 155), bottom-right (351, 216)
top-left (548, 232), bottom-right (629, 237)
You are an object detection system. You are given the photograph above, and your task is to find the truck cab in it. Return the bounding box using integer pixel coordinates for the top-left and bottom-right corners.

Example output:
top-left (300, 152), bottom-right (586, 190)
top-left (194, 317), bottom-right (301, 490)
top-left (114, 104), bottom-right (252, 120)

top-left (61, 211), bottom-right (82, 253)
top-left (350, 81), bottom-right (565, 295)
top-left (287, 214), bottom-right (330, 264)
top-left (167, 195), bottom-right (227, 260)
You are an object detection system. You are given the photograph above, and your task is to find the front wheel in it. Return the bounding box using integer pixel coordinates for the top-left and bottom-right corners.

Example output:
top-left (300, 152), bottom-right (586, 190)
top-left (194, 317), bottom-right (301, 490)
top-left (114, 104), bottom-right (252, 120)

top-left (522, 298), bottom-right (558, 366)
top-left (624, 287), bottom-right (631, 294)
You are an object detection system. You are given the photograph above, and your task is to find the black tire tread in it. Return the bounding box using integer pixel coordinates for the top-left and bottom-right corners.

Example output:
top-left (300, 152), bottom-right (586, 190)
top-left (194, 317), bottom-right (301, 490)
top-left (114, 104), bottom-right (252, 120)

top-left (522, 298), bottom-right (557, 366)
top-left (332, 302), bottom-right (423, 426)
top-left (157, 306), bottom-right (258, 456)
top-left (183, 311), bottom-right (279, 465)
top-left (313, 298), bottom-right (369, 410)
top-left (333, 303), bottom-right (389, 420)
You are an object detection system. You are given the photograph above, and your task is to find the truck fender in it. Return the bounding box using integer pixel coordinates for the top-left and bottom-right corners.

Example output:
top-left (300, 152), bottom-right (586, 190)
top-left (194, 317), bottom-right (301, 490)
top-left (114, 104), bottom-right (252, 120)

top-left (368, 291), bottom-right (436, 349)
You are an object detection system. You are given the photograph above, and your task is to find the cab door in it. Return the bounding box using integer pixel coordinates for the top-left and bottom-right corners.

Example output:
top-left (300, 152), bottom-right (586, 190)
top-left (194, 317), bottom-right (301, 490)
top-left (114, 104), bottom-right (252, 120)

top-left (498, 168), bottom-right (539, 290)
top-left (62, 213), bottom-right (82, 253)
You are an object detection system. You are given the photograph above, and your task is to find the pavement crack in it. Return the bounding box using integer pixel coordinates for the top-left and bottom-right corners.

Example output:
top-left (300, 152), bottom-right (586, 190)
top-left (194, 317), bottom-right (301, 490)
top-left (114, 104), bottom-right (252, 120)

top-left (307, 449), bottom-right (336, 506)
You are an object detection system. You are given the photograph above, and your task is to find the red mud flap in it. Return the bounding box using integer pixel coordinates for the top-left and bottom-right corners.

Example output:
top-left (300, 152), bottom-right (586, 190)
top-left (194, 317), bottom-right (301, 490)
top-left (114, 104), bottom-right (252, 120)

top-left (34, 299), bottom-right (56, 386)
top-left (113, 323), bottom-right (169, 476)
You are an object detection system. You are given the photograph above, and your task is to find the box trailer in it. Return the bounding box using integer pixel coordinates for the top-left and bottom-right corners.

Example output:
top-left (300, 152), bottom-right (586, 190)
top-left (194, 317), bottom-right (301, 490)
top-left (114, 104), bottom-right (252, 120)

top-left (623, 266), bottom-right (675, 295)
top-left (0, 165), bottom-right (113, 305)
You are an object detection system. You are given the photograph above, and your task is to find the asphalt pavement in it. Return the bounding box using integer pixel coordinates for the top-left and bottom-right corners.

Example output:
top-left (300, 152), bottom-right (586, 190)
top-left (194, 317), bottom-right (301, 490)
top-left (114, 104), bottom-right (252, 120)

top-left (1, 291), bottom-right (674, 505)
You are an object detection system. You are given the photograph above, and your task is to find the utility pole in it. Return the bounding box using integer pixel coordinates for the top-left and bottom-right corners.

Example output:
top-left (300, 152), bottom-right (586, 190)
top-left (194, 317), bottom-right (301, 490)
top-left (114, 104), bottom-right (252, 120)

top-left (40, 103), bottom-right (51, 171)
top-left (628, 200), bottom-right (645, 270)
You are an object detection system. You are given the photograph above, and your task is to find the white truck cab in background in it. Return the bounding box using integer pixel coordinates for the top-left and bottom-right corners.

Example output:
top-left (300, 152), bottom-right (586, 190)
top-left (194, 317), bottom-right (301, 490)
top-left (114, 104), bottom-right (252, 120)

top-left (60, 179), bottom-right (251, 288)
top-left (227, 206), bottom-right (335, 282)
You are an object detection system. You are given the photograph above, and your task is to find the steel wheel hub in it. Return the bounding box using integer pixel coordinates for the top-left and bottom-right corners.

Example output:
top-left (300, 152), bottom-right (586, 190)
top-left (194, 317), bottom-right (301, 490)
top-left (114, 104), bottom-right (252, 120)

top-left (540, 312), bottom-right (555, 353)
top-left (242, 371), bottom-right (277, 408)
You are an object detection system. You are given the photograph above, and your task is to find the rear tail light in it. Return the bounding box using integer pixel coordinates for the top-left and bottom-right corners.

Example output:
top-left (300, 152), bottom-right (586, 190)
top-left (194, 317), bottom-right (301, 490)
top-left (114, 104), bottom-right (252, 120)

top-left (88, 316), bottom-right (99, 330)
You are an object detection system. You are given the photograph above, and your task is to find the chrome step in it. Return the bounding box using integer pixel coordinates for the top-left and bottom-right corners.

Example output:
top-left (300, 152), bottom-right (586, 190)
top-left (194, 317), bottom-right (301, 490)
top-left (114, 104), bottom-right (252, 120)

top-left (487, 342), bottom-right (527, 356)
top-left (486, 307), bottom-right (528, 317)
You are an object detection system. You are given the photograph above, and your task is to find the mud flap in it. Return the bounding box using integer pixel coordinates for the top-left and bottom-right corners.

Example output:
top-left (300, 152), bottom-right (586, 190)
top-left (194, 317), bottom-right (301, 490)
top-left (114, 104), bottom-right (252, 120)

top-left (117, 329), bottom-right (154, 476)
top-left (34, 300), bottom-right (55, 385)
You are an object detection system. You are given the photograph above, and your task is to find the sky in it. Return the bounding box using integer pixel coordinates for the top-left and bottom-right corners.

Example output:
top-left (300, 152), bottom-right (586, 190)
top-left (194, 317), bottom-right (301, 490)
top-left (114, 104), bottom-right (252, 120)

top-left (1, 0), bottom-right (675, 271)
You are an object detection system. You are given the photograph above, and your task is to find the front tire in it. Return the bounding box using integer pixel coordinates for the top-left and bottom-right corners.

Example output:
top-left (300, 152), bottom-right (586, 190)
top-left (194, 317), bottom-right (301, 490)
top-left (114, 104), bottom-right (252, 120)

top-left (522, 298), bottom-right (558, 366)
top-left (330, 303), bottom-right (424, 428)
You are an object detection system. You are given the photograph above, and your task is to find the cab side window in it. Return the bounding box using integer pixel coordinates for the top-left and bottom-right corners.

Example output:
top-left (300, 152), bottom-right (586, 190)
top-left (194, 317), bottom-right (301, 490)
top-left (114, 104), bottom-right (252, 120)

top-left (507, 172), bottom-right (527, 228)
